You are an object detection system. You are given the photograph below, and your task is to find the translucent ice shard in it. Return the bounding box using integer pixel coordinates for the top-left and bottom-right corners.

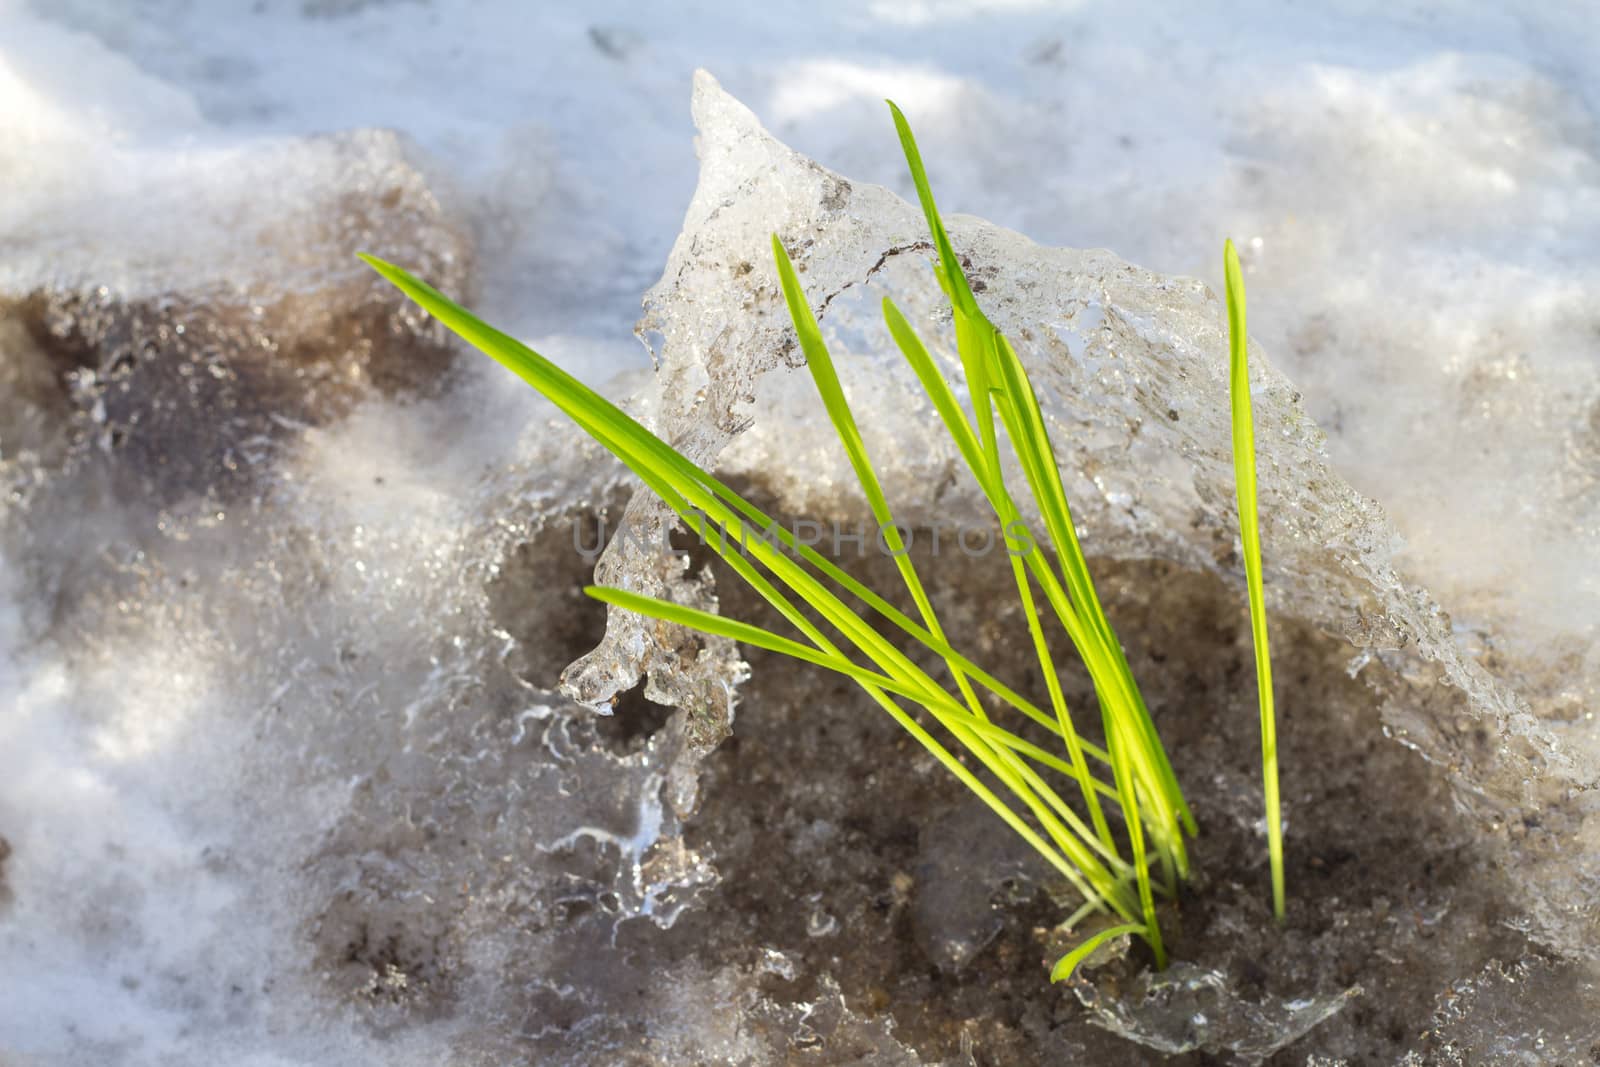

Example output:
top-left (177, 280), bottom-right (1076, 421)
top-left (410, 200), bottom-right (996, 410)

top-left (1410, 955), bottom-right (1600, 1064)
top-left (583, 70), bottom-right (1596, 961)
top-left (912, 801), bottom-right (1039, 973)
top-left (1071, 962), bottom-right (1359, 1062)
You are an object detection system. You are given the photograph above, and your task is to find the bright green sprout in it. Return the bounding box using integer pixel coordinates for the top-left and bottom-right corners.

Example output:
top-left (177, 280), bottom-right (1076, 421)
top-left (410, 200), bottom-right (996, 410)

top-left (362, 103), bottom-right (1283, 981)
top-left (1224, 239), bottom-right (1285, 921)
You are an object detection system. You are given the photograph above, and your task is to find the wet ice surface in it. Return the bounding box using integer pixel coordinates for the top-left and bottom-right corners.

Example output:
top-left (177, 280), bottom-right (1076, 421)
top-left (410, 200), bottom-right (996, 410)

top-left (3, 4), bottom-right (1600, 1065)
top-left (656, 68), bottom-right (1597, 948)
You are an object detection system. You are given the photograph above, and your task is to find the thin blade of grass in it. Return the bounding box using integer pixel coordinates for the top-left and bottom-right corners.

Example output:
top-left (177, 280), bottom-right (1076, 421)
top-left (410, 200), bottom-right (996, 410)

top-left (880, 297), bottom-right (985, 475)
top-left (770, 236), bottom-right (989, 723)
top-left (1049, 922), bottom-right (1148, 984)
top-left (887, 102), bottom-right (979, 322)
top-left (988, 336), bottom-right (1192, 863)
top-left (770, 246), bottom-right (1145, 884)
top-left (591, 583), bottom-right (1117, 787)
top-left (881, 103), bottom-right (1198, 960)
top-left (879, 110), bottom-right (1194, 876)
top-left (1224, 239), bottom-right (1284, 922)
top-left (882, 294), bottom-right (1117, 852)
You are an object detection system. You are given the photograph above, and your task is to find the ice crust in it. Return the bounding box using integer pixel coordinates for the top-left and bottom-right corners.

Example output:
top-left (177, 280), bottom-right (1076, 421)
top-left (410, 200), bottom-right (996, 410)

top-left (2, 28), bottom-right (1598, 1067)
top-left (593, 71), bottom-right (1597, 959)
top-left (1407, 955), bottom-right (1600, 1064)
top-left (0, 25), bottom-right (710, 1061)
top-left (1070, 961), bottom-right (1359, 1061)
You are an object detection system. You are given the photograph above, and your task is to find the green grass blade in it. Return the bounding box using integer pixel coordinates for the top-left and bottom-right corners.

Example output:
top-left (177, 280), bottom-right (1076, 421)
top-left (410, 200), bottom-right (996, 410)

top-left (862, 684), bottom-right (1118, 914)
top-left (363, 258), bottom-right (993, 760)
top-left (880, 110), bottom-right (1193, 874)
top-left (988, 336), bottom-right (1192, 854)
top-left (769, 237), bottom-right (910, 568)
top-left (770, 237), bottom-right (988, 719)
top-left (671, 533), bottom-right (1136, 908)
top-left (591, 583), bottom-right (1121, 806)
top-left (887, 101), bottom-right (979, 321)
top-left (886, 100), bottom-right (1009, 485)
top-left (964, 720), bottom-right (1119, 802)
top-left (1224, 239), bottom-right (1284, 922)
top-left (768, 242), bottom-right (1144, 885)
top-left (586, 583), bottom-right (864, 672)
top-left (883, 102), bottom-right (1204, 955)
top-left (881, 296), bottom-right (985, 476)
top-left (883, 295), bottom-right (1117, 853)
top-left (1049, 922), bottom-right (1150, 983)
top-left (629, 532), bottom-right (1129, 910)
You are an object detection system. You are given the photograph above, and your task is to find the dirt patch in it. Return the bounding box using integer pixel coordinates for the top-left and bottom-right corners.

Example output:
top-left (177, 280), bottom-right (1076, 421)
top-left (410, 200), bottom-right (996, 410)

top-left (624, 532), bottom-right (1535, 1063)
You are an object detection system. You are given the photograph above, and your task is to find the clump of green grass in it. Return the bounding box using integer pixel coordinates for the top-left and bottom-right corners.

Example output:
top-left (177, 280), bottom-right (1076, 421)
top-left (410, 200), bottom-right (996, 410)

top-left (362, 102), bottom-right (1281, 980)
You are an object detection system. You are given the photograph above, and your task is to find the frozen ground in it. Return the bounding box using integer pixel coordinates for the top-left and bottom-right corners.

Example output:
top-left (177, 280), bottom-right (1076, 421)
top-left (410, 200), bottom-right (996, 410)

top-left (1, 1), bottom-right (1598, 1064)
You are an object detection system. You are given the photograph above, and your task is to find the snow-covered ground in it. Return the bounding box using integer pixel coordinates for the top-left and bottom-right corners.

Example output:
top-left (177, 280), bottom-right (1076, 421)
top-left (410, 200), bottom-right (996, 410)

top-left (2, 1), bottom-right (1597, 1062)
top-left (8, 0), bottom-right (1597, 673)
